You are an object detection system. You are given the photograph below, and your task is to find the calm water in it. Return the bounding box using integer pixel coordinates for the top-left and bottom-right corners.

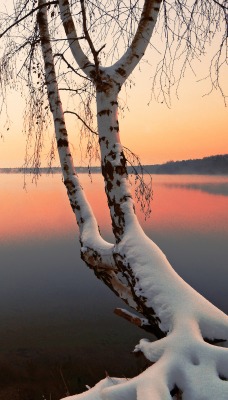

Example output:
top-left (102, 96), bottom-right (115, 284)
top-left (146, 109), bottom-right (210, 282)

top-left (0, 173), bottom-right (227, 398)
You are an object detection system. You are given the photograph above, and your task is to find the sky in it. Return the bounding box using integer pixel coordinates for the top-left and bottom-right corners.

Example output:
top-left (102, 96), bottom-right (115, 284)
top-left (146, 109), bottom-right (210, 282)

top-left (0, 5), bottom-right (227, 168)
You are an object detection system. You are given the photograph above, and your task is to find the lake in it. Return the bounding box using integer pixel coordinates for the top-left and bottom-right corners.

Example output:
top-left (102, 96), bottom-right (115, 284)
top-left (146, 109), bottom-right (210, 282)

top-left (0, 173), bottom-right (227, 399)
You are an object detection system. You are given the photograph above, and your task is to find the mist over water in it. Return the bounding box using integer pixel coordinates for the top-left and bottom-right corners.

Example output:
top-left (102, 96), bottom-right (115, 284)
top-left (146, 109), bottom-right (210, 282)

top-left (0, 173), bottom-right (227, 397)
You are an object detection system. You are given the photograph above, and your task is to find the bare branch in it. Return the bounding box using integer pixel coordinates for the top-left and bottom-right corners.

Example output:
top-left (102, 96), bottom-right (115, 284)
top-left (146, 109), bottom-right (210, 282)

top-left (110, 0), bottom-right (162, 84)
top-left (64, 110), bottom-right (98, 135)
top-left (54, 52), bottom-right (91, 80)
top-left (0, 1), bottom-right (58, 38)
top-left (80, 0), bottom-right (100, 70)
top-left (58, 0), bottom-right (95, 77)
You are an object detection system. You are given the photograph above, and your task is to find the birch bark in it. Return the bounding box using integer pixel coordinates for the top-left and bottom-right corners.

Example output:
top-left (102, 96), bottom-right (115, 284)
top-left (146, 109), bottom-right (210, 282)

top-left (37, 1), bottom-right (228, 399)
top-left (37, 0), bottom-right (140, 312)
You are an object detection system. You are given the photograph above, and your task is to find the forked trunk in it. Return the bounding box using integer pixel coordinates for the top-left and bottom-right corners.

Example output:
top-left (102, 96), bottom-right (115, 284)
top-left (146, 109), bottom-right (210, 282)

top-left (96, 83), bottom-right (135, 242)
top-left (37, 1), bottom-right (228, 400)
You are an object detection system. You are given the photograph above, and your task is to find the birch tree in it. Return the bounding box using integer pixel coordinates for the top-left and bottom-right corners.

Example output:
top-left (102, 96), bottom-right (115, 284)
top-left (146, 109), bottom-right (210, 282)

top-left (0, 0), bottom-right (228, 399)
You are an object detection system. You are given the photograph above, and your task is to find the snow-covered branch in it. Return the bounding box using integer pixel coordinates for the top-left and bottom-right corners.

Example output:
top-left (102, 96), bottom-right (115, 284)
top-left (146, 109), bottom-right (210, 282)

top-left (7, 1), bottom-right (227, 399)
top-left (62, 221), bottom-right (228, 400)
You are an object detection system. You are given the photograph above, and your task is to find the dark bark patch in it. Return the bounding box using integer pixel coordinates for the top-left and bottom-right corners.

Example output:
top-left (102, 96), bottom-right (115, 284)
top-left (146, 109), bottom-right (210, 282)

top-left (99, 136), bottom-right (106, 144)
top-left (102, 160), bottom-right (114, 181)
top-left (115, 165), bottom-right (125, 175)
top-left (116, 67), bottom-right (126, 77)
top-left (170, 385), bottom-right (183, 398)
top-left (57, 138), bottom-right (68, 147)
top-left (64, 178), bottom-right (75, 195)
top-left (44, 62), bottom-right (53, 71)
top-left (108, 150), bottom-right (116, 160)
top-left (110, 101), bottom-right (118, 106)
top-left (80, 217), bottom-right (84, 224)
top-left (153, 7), bottom-right (159, 12)
top-left (114, 203), bottom-right (122, 217)
top-left (106, 181), bottom-right (113, 192)
top-left (142, 16), bottom-right (154, 21)
top-left (59, 127), bottom-right (68, 136)
top-left (110, 126), bottom-right (113, 131)
top-left (108, 198), bottom-right (114, 208)
top-left (98, 109), bottom-right (112, 117)
top-left (55, 117), bottom-right (62, 123)
top-left (113, 225), bottom-right (124, 242)
top-left (63, 19), bottom-right (74, 35)
top-left (48, 90), bottom-right (55, 97)
top-left (116, 180), bottom-right (121, 186)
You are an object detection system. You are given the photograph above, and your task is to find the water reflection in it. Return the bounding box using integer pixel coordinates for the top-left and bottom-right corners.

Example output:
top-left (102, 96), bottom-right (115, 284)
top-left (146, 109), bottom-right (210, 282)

top-left (1, 174), bottom-right (228, 241)
top-left (0, 173), bottom-right (227, 397)
top-left (161, 181), bottom-right (228, 196)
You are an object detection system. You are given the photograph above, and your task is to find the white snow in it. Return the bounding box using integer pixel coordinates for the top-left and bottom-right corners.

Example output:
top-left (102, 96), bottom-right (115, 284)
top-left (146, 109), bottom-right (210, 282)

top-left (41, 1), bottom-right (228, 398)
top-left (62, 216), bottom-right (228, 400)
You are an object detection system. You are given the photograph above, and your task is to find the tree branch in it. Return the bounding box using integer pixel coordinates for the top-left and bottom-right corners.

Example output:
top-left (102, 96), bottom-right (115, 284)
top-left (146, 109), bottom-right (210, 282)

top-left (54, 52), bottom-right (91, 80)
top-left (37, 0), bottom-right (142, 310)
top-left (212, 0), bottom-right (228, 11)
top-left (58, 0), bottom-right (95, 77)
top-left (114, 307), bottom-right (154, 333)
top-left (80, 0), bottom-right (99, 70)
top-left (109, 0), bottom-right (162, 84)
top-left (37, 0), bottom-right (102, 246)
top-left (0, 1), bottom-right (58, 38)
top-left (64, 110), bottom-right (98, 135)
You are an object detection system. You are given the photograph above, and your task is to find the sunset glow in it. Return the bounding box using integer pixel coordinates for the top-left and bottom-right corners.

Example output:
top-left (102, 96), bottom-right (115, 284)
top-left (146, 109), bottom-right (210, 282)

top-left (0, 53), bottom-right (227, 168)
top-left (1, 174), bottom-right (227, 243)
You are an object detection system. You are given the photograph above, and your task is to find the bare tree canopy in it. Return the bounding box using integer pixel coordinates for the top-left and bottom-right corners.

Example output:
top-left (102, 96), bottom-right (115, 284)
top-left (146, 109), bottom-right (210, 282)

top-left (0, 0), bottom-right (227, 399)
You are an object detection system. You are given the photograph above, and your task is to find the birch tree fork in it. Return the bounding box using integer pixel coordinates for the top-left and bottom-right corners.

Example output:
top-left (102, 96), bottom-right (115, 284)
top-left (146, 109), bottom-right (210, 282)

top-left (1, 0), bottom-right (228, 399)
top-left (36, 1), bottom-right (228, 399)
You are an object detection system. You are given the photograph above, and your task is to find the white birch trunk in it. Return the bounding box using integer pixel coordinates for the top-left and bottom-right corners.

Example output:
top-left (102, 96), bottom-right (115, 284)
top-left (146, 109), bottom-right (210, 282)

top-left (96, 84), bottom-right (135, 241)
top-left (37, 1), bottom-right (228, 399)
top-left (37, 0), bottom-right (139, 310)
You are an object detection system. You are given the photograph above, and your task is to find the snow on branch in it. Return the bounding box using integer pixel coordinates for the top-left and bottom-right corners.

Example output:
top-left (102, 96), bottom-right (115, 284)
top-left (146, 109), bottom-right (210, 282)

top-left (2, 1), bottom-right (227, 399)
top-left (114, 307), bottom-right (152, 332)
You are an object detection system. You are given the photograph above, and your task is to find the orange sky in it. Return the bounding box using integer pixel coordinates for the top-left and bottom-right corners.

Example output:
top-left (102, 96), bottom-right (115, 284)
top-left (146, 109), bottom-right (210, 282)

top-left (0, 39), bottom-right (227, 168)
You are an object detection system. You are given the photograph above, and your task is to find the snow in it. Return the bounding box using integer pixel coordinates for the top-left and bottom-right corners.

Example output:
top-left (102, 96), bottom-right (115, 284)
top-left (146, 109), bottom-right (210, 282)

top-left (61, 214), bottom-right (228, 400)
top-left (65, 123), bottom-right (228, 400)
top-left (43, 1), bottom-right (228, 398)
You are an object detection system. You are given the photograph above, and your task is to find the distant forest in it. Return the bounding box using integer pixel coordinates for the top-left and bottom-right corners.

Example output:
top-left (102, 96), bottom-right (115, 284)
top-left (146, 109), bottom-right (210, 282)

top-left (135, 154), bottom-right (228, 175)
top-left (1, 154), bottom-right (227, 175)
